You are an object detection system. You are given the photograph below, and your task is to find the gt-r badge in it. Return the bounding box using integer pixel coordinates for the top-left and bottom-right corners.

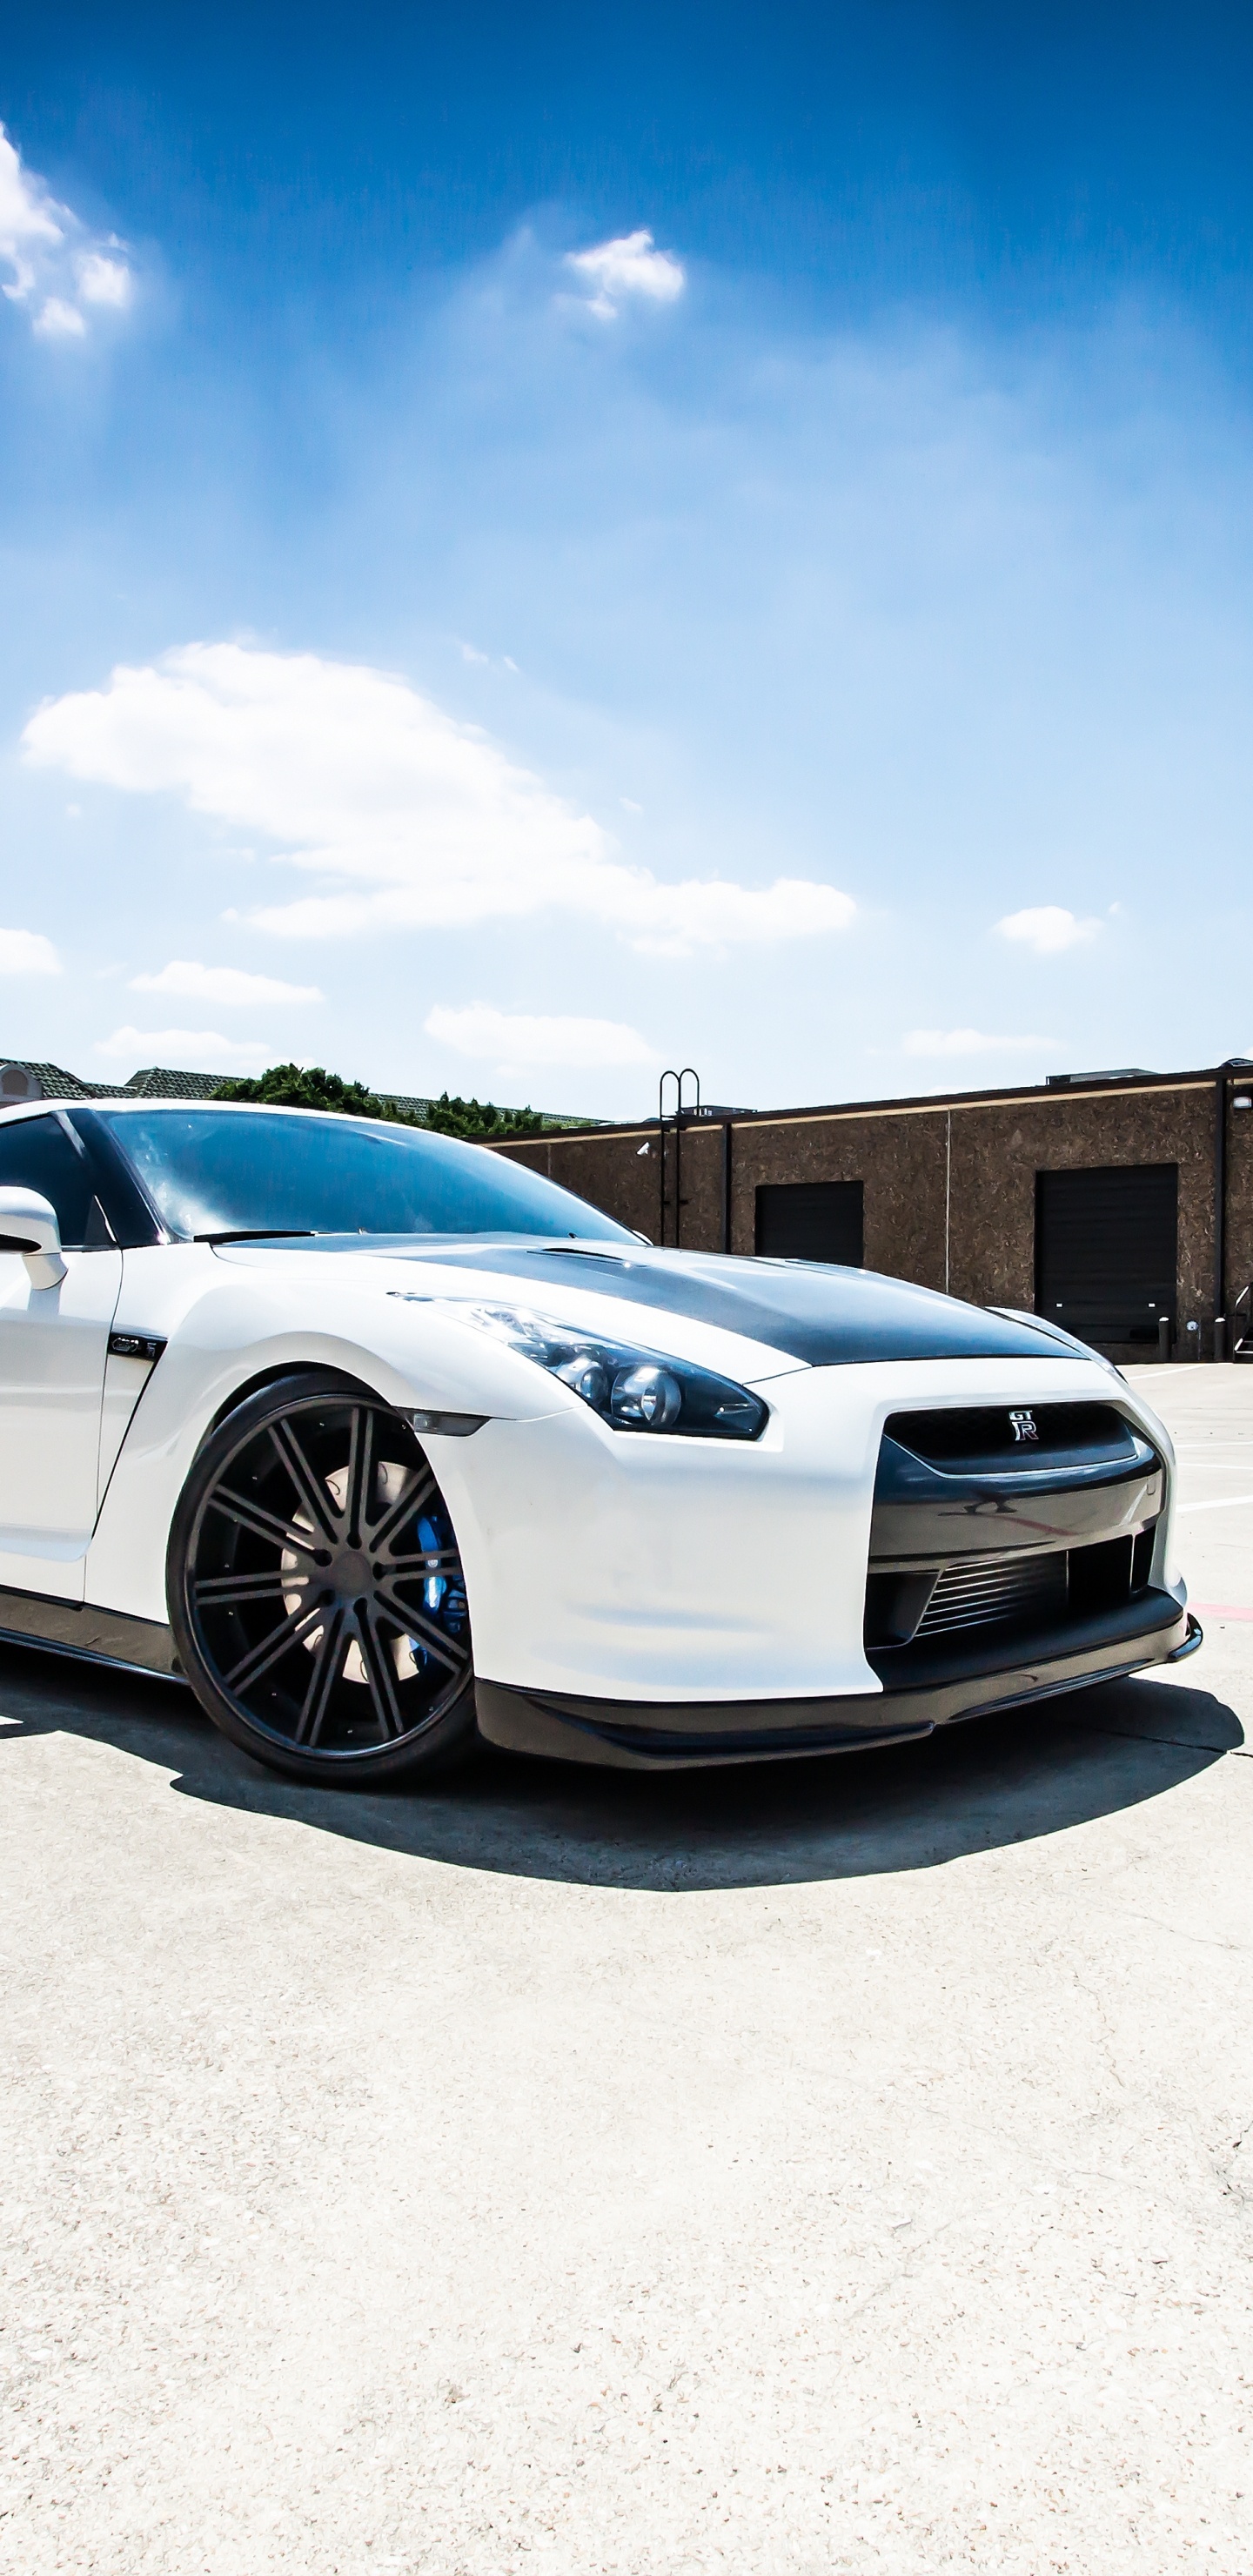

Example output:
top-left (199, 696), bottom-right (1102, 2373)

top-left (1008, 1408), bottom-right (1039, 1442)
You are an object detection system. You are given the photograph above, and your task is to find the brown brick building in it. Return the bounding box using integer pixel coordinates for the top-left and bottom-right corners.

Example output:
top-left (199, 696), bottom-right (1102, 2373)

top-left (490, 1063), bottom-right (1253, 1363)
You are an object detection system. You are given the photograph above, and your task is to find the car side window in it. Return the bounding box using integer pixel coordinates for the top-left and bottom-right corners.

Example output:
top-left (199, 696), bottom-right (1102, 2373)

top-left (0, 1115), bottom-right (111, 1251)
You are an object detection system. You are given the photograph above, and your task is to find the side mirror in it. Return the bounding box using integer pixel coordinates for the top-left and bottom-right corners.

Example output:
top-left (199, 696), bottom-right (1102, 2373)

top-left (0, 1187), bottom-right (68, 1288)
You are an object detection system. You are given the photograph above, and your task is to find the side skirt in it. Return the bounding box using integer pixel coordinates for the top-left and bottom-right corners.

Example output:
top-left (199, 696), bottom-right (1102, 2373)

top-left (0, 1586), bottom-right (184, 1684)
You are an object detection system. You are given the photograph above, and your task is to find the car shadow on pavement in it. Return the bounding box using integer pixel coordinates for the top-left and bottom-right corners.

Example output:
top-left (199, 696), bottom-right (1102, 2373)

top-left (0, 1642), bottom-right (1243, 1890)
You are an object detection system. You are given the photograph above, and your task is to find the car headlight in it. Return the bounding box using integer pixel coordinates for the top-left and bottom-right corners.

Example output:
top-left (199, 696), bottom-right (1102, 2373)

top-left (431, 1300), bottom-right (767, 1439)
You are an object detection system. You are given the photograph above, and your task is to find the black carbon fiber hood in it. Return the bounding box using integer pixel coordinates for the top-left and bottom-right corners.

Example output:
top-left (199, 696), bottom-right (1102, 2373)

top-left (359, 1239), bottom-right (1086, 1368)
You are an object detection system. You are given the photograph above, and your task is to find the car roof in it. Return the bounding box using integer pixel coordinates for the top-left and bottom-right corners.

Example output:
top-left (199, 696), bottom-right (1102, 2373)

top-left (0, 1096), bottom-right (93, 1123)
top-left (0, 1097), bottom-right (419, 1124)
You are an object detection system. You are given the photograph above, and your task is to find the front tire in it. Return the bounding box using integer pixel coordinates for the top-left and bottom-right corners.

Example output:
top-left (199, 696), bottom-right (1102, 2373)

top-left (168, 1372), bottom-right (479, 1787)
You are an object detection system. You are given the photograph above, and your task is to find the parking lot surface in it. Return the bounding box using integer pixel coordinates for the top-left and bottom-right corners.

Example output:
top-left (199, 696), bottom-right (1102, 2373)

top-left (1, 1365), bottom-right (1250, 2573)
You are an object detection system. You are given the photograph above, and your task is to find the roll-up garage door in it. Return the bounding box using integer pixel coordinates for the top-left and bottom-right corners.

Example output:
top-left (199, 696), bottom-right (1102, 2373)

top-left (1035, 1164), bottom-right (1177, 1347)
top-left (755, 1179), bottom-right (864, 1265)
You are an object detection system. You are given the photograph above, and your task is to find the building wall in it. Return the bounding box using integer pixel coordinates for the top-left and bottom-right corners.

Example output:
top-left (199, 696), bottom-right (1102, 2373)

top-left (493, 1071), bottom-right (1253, 1353)
top-left (1223, 1092), bottom-right (1253, 1320)
top-left (729, 1104), bottom-right (948, 1287)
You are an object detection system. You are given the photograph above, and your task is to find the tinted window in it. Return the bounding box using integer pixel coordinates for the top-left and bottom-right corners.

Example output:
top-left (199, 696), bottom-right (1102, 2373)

top-left (98, 1107), bottom-right (633, 1244)
top-left (0, 1113), bottom-right (104, 1250)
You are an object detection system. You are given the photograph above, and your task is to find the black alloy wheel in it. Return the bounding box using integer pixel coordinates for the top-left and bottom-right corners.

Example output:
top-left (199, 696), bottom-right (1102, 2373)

top-left (168, 1372), bottom-right (479, 1785)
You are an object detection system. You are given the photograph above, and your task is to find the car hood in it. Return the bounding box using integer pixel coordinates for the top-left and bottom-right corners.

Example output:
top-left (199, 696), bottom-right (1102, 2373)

top-left (229, 1234), bottom-right (1090, 1369)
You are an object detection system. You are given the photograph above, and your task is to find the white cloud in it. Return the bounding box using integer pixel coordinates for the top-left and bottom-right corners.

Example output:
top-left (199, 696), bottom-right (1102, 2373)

top-left (33, 296), bottom-right (86, 340)
top-left (995, 905), bottom-right (1101, 956)
top-left (903, 1028), bottom-right (1053, 1057)
top-left (0, 124), bottom-right (63, 301)
top-left (425, 1003), bottom-right (656, 1071)
top-left (619, 874), bottom-right (854, 958)
top-left (23, 641), bottom-right (855, 959)
top-left (94, 1025), bottom-right (271, 1071)
top-left (130, 958), bottom-right (322, 1006)
top-left (566, 229), bottom-right (685, 321)
top-left (0, 928), bottom-right (60, 976)
top-left (0, 123), bottom-right (133, 340)
top-left (75, 250), bottom-right (131, 309)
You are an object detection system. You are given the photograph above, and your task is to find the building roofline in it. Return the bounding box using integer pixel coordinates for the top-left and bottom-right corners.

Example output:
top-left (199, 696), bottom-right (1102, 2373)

top-left (489, 1061), bottom-right (1253, 1148)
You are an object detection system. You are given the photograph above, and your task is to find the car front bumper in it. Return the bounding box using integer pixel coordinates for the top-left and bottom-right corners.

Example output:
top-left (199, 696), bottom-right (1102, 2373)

top-left (475, 1593), bottom-right (1198, 1769)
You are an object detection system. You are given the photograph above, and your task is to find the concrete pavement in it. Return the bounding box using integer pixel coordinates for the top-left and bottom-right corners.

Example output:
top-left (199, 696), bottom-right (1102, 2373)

top-left (0, 1365), bottom-right (1250, 2572)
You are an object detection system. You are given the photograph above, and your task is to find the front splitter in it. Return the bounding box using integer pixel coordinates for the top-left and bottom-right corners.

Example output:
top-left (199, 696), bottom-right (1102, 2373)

top-left (475, 1600), bottom-right (1193, 1771)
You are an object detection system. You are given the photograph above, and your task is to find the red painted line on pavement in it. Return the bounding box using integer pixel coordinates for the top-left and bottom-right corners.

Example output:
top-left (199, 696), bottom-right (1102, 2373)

top-left (1189, 1602), bottom-right (1253, 1620)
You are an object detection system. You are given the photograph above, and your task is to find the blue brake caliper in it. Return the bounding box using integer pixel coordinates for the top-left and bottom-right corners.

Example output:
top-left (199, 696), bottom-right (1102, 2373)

top-left (410, 1510), bottom-right (468, 1671)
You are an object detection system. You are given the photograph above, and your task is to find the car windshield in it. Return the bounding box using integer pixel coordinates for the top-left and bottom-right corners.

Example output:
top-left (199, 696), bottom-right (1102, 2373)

top-left (97, 1106), bottom-right (633, 1244)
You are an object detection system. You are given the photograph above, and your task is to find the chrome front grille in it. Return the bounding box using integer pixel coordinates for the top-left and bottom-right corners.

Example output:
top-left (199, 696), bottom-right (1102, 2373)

top-left (915, 1550), bottom-right (1069, 1638)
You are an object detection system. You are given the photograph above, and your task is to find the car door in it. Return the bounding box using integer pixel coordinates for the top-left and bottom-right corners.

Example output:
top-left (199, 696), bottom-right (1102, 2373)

top-left (0, 1110), bottom-right (123, 1598)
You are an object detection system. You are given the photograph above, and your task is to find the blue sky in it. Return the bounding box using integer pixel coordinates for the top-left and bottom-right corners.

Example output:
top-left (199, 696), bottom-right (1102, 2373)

top-left (3, 3), bottom-right (1253, 1115)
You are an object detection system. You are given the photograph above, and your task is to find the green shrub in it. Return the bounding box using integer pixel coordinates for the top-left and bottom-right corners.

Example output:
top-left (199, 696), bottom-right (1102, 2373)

top-left (216, 1063), bottom-right (550, 1140)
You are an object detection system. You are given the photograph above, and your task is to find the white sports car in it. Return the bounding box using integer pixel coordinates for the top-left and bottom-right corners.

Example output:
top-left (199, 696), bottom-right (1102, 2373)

top-left (0, 1097), bottom-right (1199, 1784)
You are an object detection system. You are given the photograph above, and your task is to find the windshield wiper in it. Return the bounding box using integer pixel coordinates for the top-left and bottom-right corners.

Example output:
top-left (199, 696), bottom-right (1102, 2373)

top-left (194, 1229), bottom-right (317, 1244)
